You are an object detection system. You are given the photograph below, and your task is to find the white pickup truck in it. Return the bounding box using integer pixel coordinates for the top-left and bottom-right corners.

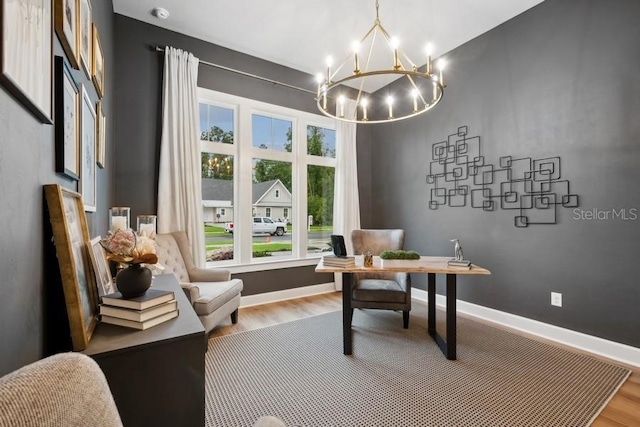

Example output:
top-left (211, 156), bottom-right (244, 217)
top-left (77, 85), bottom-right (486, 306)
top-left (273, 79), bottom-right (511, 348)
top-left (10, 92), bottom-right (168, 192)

top-left (224, 217), bottom-right (287, 236)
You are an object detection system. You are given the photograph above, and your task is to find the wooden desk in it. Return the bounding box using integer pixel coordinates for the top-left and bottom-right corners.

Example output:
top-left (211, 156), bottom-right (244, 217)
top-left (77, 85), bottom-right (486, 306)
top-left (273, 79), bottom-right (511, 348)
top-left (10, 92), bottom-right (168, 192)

top-left (315, 256), bottom-right (491, 360)
top-left (83, 274), bottom-right (206, 427)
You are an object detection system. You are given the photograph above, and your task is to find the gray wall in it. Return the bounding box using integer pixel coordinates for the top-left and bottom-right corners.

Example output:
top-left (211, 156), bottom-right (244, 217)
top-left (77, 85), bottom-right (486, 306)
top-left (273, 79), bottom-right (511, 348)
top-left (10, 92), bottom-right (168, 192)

top-left (0, 1), bottom-right (115, 375)
top-left (366, 0), bottom-right (640, 348)
top-left (113, 16), bottom-right (337, 295)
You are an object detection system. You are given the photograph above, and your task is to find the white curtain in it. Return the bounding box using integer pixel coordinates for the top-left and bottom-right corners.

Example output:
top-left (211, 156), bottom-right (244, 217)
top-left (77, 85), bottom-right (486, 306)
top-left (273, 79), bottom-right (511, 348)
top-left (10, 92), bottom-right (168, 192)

top-left (332, 99), bottom-right (360, 290)
top-left (157, 47), bottom-right (206, 267)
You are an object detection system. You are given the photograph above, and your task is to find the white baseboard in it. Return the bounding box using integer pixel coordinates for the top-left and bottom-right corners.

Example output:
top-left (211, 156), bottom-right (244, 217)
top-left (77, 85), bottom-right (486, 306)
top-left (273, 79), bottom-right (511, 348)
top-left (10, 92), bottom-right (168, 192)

top-left (240, 282), bottom-right (336, 308)
top-left (412, 287), bottom-right (640, 368)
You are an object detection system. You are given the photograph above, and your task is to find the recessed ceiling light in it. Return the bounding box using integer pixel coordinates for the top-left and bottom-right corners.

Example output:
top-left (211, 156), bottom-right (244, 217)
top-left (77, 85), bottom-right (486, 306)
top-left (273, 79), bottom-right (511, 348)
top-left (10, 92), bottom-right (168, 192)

top-left (151, 7), bottom-right (170, 20)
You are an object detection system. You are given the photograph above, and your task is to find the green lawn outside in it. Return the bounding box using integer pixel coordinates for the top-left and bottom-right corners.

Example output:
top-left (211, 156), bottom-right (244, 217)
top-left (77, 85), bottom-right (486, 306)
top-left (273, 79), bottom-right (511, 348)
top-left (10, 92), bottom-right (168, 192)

top-left (205, 224), bottom-right (332, 234)
top-left (204, 223), bottom-right (331, 254)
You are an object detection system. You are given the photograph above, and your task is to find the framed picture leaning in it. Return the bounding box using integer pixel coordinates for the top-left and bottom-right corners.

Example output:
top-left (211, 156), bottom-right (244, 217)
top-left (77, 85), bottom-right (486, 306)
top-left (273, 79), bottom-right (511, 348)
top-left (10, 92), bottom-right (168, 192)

top-left (44, 184), bottom-right (98, 351)
top-left (87, 236), bottom-right (115, 298)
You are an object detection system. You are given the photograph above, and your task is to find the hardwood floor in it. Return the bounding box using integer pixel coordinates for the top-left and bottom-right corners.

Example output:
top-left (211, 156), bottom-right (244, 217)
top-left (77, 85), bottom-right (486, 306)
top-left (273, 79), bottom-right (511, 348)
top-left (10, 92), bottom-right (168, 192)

top-left (208, 292), bottom-right (640, 426)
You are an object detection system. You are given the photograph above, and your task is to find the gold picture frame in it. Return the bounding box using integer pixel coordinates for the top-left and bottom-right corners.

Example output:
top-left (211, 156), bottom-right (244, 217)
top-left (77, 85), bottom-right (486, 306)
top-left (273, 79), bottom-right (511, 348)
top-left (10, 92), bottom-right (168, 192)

top-left (54, 0), bottom-right (79, 69)
top-left (87, 236), bottom-right (115, 298)
top-left (96, 100), bottom-right (106, 168)
top-left (78, 0), bottom-right (92, 78)
top-left (80, 84), bottom-right (96, 212)
top-left (44, 184), bottom-right (98, 351)
top-left (91, 23), bottom-right (104, 98)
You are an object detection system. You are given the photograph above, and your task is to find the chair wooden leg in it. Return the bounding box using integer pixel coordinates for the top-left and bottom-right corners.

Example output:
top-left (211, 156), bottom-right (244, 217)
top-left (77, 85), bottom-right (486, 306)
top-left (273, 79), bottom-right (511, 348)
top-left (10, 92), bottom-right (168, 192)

top-left (403, 310), bottom-right (409, 329)
top-left (230, 309), bottom-right (238, 324)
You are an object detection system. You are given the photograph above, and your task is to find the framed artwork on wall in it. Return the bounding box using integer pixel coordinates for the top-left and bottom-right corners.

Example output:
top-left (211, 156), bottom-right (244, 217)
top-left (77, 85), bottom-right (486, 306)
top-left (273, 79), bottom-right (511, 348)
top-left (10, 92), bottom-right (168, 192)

top-left (44, 184), bottom-right (98, 351)
top-left (0, 0), bottom-right (53, 123)
top-left (78, 0), bottom-right (92, 78)
top-left (87, 236), bottom-right (114, 298)
top-left (91, 23), bottom-right (104, 98)
top-left (80, 84), bottom-right (96, 212)
top-left (96, 100), bottom-right (106, 168)
top-left (54, 56), bottom-right (80, 180)
top-left (54, 0), bottom-right (79, 69)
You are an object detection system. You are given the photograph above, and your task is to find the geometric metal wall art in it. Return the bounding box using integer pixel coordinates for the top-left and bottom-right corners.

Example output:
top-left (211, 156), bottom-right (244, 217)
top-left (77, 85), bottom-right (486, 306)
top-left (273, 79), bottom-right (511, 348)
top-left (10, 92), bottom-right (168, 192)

top-left (426, 125), bottom-right (579, 227)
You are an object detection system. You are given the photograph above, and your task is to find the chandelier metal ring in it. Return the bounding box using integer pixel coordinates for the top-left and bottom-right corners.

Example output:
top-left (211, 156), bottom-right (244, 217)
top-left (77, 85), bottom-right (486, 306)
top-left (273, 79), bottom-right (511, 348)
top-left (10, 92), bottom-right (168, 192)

top-left (317, 70), bottom-right (444, 124)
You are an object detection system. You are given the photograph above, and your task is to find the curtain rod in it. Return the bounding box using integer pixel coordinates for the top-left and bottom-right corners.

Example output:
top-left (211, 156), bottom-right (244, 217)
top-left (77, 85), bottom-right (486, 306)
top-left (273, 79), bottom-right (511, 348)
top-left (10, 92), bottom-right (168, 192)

top-left (154, 46), bottom-right (316, 96)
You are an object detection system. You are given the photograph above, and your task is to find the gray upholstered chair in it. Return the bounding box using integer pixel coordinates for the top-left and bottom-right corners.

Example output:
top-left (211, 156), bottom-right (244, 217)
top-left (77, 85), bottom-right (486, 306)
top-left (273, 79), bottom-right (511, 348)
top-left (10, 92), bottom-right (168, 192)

top-left (0, 352), bottom-right (123, 427)
top-left (351, 229), bottom-right (411, 328)
top-left (155, 231), bottom-right (243, 333)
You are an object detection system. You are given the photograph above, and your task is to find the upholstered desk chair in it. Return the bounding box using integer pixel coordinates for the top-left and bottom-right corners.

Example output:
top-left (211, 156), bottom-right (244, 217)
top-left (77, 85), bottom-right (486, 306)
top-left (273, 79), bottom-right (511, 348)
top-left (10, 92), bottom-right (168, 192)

top-left (0, 353), bottom-right (123, 427)
top-left (155, 231), bottom-right (243, 333)
top-left (351, 229), bottom-right (411, 328)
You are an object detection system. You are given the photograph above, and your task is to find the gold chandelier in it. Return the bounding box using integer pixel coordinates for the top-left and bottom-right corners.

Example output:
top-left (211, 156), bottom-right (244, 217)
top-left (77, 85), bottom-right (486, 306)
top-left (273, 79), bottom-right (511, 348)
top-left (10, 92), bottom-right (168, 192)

top-left (316, 0), bottom-right (446, 124)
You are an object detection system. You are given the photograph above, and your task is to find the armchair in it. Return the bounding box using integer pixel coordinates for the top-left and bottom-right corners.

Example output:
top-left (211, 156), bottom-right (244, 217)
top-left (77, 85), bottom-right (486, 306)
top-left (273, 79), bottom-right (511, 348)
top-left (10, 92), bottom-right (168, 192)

top-left (155, 231), bottom-right (243, 333)
top-left (0, 353), bottom-right (123, 427)
top-left (350, 229), bottom-right (411, 328)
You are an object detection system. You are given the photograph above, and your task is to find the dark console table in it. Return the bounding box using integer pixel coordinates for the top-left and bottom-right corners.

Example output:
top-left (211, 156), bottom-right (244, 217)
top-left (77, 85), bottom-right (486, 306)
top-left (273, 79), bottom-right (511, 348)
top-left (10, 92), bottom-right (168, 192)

top-left (83, 274), bottom-right (206, 427)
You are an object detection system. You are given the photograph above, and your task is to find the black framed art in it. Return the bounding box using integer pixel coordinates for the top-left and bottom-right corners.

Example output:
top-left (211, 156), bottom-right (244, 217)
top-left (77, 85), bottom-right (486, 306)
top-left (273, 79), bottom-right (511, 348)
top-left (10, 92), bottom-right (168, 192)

top-left (54, 56), bottom-right (80, 180)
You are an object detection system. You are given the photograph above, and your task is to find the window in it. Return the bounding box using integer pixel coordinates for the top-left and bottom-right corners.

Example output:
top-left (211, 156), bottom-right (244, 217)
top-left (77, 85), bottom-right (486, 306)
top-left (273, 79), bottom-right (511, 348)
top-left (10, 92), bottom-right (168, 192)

top-left (199, 88), bottom-right (336, 268)
top-left (306, 125), bottom-right (336, 252)
top-left (200, 104), bottom-right (234, 144)
top-left (200, 102), bottom-right (236, 263)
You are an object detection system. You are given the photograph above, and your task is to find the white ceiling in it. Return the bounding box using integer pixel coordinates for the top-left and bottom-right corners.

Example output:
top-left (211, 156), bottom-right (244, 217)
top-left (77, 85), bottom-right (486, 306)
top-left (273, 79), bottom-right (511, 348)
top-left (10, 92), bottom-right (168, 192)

top-left (113, 0), bottom-right (544, 93)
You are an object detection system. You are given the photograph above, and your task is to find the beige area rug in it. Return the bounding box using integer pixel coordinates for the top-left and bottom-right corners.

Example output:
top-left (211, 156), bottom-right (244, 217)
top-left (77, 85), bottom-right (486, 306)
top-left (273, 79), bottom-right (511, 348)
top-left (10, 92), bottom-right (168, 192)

top-left (205, 303), bottom-right (630, 426)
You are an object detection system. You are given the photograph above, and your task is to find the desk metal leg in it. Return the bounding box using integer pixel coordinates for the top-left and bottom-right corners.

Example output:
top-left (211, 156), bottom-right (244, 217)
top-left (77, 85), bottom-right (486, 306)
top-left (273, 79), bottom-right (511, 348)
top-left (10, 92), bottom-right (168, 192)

top-left (427, 273), bottom-right (457, 360)
top-left (427, 273), bottom-right (436, 335)
top-left (342, 273), bottom-right (353, 355)
top-left (445, 273), bottom-right (457, 360)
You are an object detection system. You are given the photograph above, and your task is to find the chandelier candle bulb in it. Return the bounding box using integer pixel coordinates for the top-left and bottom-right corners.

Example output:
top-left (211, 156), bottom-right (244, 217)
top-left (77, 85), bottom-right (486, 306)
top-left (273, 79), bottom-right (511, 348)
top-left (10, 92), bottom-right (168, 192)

top-left (326, 56), bottom-right (333, 83)
top-left (412, 90), bottom-right (419, 112)
top-left (438, 59), bottom-right (445, 86)
top-left (361, 98), bottom-right (368, 120)
top-left (426, 43), bottom-right (433, 75)
top-left (315, 73), bottom-right (323, 98)
top-left (433, 81), bottom-right (437, 102)
top-left (338, 95), bottom-right (345, 117)
top-left (353, 42), bottom-right (360, 74)
top-left (391, 37), bottom-right (400, 70)
top-left (387, 96), bottom-right (393, 118)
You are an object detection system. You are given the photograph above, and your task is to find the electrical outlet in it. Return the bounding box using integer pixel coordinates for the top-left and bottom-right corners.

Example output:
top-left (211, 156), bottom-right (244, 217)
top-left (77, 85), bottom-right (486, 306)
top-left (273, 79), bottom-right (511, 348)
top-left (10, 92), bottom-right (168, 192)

top-left (551, 292), bottom-right (562, 307)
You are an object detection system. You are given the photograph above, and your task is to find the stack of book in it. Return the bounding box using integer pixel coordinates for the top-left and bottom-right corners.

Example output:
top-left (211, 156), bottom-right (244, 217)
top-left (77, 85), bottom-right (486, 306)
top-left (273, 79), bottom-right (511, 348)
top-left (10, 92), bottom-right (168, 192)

top-left (100, 288), bottom-right (178, 330)
top-left (322, 255), bottom-right (356, 268)
top-left (447, 258), bottom-right (472, 269)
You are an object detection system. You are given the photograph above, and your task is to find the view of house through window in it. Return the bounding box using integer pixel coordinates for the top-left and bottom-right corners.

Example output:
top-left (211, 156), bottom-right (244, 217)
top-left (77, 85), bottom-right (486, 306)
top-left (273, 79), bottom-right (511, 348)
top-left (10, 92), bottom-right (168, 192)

top-left (251, 157), bottom-right (292, 260)
top-left (199, 88), bottom-right (336, 266)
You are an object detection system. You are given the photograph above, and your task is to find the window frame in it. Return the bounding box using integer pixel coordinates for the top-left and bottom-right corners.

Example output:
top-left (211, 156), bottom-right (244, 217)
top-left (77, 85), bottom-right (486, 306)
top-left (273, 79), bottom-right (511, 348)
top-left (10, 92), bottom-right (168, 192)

top-left (198, 88), bottom-right (337, 271)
